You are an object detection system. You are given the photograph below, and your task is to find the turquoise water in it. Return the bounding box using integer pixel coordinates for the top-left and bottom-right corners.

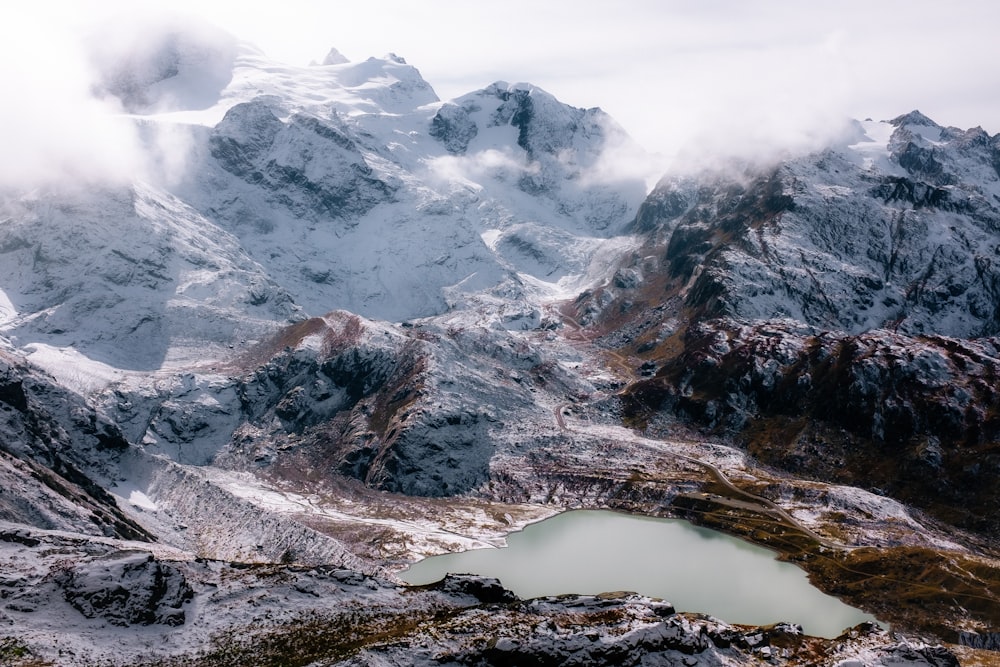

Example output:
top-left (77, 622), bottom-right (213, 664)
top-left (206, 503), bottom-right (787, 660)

top-left (400, 509), bottom-right (878, 638)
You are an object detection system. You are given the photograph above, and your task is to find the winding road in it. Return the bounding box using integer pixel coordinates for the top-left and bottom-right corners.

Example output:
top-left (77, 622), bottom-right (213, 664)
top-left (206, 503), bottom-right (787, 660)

top-left (549, 299), bottom-right (843, 551)
top-left (551, 401), bottom-right (840, 549)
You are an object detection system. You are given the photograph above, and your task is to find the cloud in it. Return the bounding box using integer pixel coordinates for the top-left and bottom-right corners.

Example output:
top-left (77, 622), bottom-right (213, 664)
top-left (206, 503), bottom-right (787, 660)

top-left (0, 11), bottom-right (143, 188)
top-left (559, 116), bottom-right (669, 193)
top-left (3, 0), bottom-right (998, 190)
top-left (84, 11), bottom-right (236, 114)
top-left (426, 148), bottom-right (541, 192)
top-left (0, 4), bottom-right (235, 190)
top-left (337, 0), bottom-right (1000, 171)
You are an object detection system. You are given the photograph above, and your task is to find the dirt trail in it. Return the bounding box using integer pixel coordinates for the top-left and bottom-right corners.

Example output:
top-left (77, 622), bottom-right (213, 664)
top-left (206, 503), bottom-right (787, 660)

top-left (552, 401), bottom-right (841, 550)
top-left (553, 303), bottom-right (634, 379)
top-left (548, 299), bottom-right (841, 550)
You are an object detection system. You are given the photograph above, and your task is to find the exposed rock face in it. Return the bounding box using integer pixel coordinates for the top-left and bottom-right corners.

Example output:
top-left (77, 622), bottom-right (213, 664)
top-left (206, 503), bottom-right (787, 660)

top-left (960, 631), bottom-right (1000, 651)
top-left (100, 311), bottom-right (570, 498)
top-left (624, 319), bottom-right (1000, 532)
top-left (436, 572), bottom-right (519, 603)
top-left (429, 100), bottom-right (480, 154)
top-left (53, 553), bottom-right (193, 627)
top-left (631, 114), bottom-right (1000, 338)
top-left (0, 353), bottom-right (149, 540)
top-left (275, 317), bottom-right (577, 497)
top-left (225, 314), bottom-right (459, 495)
top-left (209, 101), bottom-right (394, 221)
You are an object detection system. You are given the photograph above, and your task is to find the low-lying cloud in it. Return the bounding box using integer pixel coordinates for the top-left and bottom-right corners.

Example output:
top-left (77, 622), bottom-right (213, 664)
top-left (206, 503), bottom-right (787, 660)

top-left (4, 1), bottom-right (999, 192)
top-left (0, 12), bottom-right (143, 188)
top-left (0, 6), bottom-right (235, 190)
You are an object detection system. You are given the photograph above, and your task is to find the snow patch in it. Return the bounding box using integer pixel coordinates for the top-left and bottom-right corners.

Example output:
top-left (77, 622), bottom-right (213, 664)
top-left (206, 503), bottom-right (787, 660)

top-left (128, 490), bottom-right (159, 511)
top-left (22, 343), bottom-right (125, 395)
top-left (847, 120), bottom-right (898, 173)
top-left (0, 288), bottom-right (15, 324)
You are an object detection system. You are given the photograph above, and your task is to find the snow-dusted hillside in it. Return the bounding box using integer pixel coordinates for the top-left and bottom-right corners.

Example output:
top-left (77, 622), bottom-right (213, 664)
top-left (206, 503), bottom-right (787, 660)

top-left (631, 111), bottom-right (1000, 338)
top-left (593, 109), bottom-right (1000, 541)
top-left (1, 35), bottom-right (647, 375)
top-left (0, 20), bottom-right (996, 665)
top-left (0, 183), bottom-right (299, 370)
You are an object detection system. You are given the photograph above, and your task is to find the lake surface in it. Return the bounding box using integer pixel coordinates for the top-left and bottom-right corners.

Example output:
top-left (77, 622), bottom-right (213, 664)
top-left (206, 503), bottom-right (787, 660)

top-left (400, 509), bottom-right (878, 638)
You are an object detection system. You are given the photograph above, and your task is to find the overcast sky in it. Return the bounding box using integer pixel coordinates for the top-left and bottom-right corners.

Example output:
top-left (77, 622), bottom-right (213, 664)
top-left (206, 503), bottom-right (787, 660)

top-left (3, 1), bottom-right (999, 181)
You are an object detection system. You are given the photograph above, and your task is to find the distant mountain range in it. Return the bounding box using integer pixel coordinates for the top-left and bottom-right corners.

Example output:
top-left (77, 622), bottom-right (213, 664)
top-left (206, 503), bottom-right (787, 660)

top-left (0, 26), bottom-right (995, 664)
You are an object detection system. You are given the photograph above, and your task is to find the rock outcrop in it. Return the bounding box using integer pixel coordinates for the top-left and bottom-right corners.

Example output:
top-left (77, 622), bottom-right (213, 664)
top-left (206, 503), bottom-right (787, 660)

top-left (624, 319), bottom-right (1000, 532)
top-left (608, 112), bottom-right (1000, 538)
top-left (628, 114), bottom-right (1000, 338)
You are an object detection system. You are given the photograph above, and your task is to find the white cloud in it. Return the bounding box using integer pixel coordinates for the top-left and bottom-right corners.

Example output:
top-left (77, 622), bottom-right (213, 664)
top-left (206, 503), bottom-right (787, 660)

top-left (427, 148), bottom-right (541, 191)
top-left (2, 0), bottom-right (999, 188)
top-left (0, 10), bottom-right (142, 188)
top-left (165, 0), bottom-right (1000, 162)
top-left (0, 4), bottom-right (240, 189)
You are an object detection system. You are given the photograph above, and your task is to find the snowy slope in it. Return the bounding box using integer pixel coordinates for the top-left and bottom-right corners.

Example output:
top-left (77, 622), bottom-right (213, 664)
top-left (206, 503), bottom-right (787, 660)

top-left (157, 43), bottom-right (648, 324)
top-left (0, 23), bottom-right (996, 663)
top-left (632, 111), bottom-right (1000, 338)
top-left (0, 183), bottom-right (300, 370)
top-left (0, 38), bottom-right (649, 377)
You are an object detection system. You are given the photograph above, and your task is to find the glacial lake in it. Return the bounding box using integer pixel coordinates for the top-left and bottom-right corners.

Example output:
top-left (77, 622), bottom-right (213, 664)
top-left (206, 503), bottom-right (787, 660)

top-left (400, 509), bottom-right (878, 638)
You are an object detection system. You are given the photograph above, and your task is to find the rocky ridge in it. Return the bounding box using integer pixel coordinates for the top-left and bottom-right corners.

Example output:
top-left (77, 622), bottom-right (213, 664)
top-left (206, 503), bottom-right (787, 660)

top-left (0, 527), bottom-right (962, 666)
top-left (624, 319), bottom-right (1000, 534)
top-left (0, 23), bottom-right (994, 665)
top-left (626, 114), bottom-right (1000, 338)
top-left (595, 112), bottom-right (1000, 542)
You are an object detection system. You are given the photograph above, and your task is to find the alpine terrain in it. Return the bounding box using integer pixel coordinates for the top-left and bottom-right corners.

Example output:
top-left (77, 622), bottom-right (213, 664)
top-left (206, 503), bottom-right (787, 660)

top-left (0, 21), bottom-right (997, 666)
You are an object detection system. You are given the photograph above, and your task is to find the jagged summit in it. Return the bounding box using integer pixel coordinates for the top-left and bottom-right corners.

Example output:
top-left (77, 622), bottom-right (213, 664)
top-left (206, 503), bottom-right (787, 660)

top-left (889, 109), bottom-right (941, 127)
top-left (320, 46), bottom-right (350, 65)
top-left (615, 112), bottom-right (1000, 339)
top-left (433, 81), bottom-right (618, 160)
top-left (0, 25), bottom-right (994, 664)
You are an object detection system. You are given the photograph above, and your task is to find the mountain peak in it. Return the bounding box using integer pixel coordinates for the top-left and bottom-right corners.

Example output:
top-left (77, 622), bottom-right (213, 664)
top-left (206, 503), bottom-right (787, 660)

top-left (320, 47), bottom-right (350, 66)
top-left (888, 110), bottom-right (940, 128)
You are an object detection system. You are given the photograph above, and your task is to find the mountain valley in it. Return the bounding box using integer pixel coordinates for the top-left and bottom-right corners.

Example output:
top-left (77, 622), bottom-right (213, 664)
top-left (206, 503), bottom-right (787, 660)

top-left (0, 24), bottom-right (998, 666)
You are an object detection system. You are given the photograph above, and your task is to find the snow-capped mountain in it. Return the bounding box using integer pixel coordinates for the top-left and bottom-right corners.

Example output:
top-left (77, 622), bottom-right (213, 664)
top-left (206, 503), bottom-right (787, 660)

top-left (1, 37), bottom-right (645, 373)
top-left (0, 22), bottom-right (994, 665)
top-left (628, 112), bottom-right (1000, 338)
top-left (591, 111), bottom-right (1000, 538)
